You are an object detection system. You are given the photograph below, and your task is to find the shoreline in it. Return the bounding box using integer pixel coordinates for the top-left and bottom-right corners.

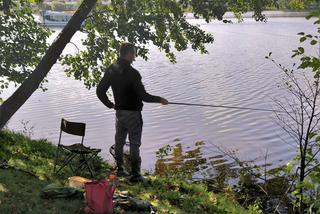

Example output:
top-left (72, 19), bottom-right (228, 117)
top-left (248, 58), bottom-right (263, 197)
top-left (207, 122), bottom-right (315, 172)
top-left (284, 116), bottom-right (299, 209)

top-left (34, 10), bottom-right (310, 27)
top-left (185, 10), bottom-right (310, 19)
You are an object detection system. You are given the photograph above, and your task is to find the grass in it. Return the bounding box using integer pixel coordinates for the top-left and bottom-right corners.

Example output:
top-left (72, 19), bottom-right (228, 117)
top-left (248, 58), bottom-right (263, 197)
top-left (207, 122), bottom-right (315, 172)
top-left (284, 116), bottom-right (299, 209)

top-left (0, 130), bottom-right (257, 214)
top-left (116, 176), bottom-right (255, 214)
top-left (0, 168), bottom-right (84, 214)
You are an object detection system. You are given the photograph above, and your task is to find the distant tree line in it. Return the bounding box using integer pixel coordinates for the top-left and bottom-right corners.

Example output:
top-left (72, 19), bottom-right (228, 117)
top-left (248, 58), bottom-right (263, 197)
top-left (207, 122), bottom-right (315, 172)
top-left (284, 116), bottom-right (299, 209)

top-left (275, 0), bottom-right (319, 10)
top-left (35, 0), bottom-right (320, 12)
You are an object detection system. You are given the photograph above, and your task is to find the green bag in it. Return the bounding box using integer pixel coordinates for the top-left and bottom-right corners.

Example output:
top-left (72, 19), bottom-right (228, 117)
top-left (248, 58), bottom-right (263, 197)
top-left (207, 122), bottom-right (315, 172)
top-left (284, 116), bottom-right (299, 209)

top-left (40, 183), bottom-right (84, 199)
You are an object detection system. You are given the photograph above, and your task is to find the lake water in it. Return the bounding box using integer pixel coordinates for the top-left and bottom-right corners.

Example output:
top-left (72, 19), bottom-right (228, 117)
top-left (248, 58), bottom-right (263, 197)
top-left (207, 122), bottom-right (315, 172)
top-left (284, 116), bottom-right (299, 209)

top-left (3, 17), bottom-right (318, 172)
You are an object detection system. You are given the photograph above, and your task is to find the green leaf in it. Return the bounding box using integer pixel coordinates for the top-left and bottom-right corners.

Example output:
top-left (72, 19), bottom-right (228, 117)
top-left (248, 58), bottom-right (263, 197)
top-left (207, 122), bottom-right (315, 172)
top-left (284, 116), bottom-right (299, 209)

top-left (298, 61), bottom-right (309, 69)
top-left (309, 132), bottom-right (317, 139)
top-left (286, 161), bottom-right (293, 173)
top-left (300, 37), bottom-right (307, 43)
top-left (310, 40), bottom-right (318, 45)
top-left (297, 32), bottom-right (305, 36)
top-left (291, 50), bottom-right (299, 58)
top-left (298, 47), bottom-right (305, 54)
top-left (306, 14), bottom-right (313, 20)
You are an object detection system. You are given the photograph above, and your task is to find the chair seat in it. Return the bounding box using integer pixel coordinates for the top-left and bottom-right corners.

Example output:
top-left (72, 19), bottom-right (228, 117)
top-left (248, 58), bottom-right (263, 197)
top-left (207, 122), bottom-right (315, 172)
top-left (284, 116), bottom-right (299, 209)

top-left (60, 143), bottom-right (101, 154)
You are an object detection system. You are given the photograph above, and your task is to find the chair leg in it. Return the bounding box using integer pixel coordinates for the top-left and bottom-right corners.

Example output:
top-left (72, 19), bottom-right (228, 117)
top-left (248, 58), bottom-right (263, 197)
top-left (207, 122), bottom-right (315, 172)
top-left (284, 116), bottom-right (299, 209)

top-left (53, 146), bottom-right (61, 174)
top-left (78, 153), bottom-right (94, 177)
top-left (74, 154), bottom-right (86, 176)
top-left (55, 152), bottom-right (77, 175)
top-left (85, 154), bottom-right (96, 177)
top-left (74, 153), bottom-right (98, 177)
top-left (80, 154), bottom-right (93, 177)
top-left (55, 149), bottom-right (100, 177)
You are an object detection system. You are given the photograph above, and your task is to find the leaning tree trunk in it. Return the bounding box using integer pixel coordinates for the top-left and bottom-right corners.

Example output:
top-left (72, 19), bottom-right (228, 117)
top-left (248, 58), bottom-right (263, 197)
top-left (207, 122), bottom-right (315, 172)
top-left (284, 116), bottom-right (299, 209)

top-left (0, 0), bottom-right (97, 130)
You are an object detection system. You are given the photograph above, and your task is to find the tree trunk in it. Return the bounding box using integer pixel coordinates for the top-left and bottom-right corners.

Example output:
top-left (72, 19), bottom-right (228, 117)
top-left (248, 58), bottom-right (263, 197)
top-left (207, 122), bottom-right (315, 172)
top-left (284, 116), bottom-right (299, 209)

top-left (0, 0), bottom-right (97, 130)
top-left (299, 156), bottom-right (306, 214)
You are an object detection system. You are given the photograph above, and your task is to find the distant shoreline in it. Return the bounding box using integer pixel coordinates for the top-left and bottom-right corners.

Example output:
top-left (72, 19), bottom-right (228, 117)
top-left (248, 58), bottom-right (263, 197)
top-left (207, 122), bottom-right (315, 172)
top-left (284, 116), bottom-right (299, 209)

top-left (33, 10), bottom-right (310, 27)
top-left (185, 10), bottom-right (310, 19)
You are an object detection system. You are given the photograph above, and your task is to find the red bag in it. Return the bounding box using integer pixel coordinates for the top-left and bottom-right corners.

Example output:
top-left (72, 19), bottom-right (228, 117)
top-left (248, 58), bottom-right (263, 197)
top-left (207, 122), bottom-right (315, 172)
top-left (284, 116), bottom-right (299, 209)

top-left (84, 180), bottom-right (116, 214)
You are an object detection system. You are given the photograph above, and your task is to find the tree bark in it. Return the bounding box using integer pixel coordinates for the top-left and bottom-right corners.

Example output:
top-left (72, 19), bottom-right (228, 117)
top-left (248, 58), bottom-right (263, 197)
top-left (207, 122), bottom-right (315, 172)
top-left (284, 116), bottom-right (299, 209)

top-left (0, 0), bottom-right (97, 130)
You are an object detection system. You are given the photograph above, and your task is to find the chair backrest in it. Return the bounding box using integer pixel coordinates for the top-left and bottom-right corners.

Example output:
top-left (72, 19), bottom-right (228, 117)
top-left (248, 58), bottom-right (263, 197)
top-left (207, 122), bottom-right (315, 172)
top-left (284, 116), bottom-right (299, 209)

top-left (60, 118), bottom-right (86, 137)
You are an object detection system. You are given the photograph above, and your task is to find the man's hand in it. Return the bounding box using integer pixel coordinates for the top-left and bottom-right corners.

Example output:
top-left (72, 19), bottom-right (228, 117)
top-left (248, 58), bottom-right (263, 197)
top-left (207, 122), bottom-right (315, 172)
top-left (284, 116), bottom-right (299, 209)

top-left (160, 97), bottom-right (169, 105)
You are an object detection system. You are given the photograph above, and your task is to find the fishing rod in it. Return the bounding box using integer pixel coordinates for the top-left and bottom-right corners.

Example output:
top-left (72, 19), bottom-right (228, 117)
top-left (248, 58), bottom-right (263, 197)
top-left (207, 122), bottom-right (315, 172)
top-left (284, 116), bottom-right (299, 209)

top-left (169, 102), bottom-right (283, 113)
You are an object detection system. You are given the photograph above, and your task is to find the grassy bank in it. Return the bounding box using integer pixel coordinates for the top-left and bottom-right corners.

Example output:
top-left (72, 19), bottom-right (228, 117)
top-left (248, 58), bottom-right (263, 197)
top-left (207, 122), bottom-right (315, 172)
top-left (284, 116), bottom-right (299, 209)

top-left (0, 130), bottom-right (256, 214)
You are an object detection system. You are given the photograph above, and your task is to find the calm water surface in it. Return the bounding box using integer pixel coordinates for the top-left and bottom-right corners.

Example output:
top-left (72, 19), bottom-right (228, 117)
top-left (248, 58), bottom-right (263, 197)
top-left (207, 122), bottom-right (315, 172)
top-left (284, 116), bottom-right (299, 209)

top-left (3, 17), bottom-right (318, 172)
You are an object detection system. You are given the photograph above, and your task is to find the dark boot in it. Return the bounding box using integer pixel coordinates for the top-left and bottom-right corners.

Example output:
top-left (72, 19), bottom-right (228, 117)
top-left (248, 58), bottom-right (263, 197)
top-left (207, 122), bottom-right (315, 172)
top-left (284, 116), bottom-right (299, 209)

top-left (129, 174), bottom-right (146, 182)
top-left (130, 158), bottom-right (146, 182)
top-left (117, 168), bottom-right (130, 177)
top-left (116, 157), bottom-right (129, 177)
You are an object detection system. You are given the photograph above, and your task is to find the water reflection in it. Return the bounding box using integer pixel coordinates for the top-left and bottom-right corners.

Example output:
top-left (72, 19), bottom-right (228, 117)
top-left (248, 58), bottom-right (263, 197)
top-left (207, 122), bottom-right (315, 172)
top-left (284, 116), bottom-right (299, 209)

top-left (154, 140), bottom-right (239, 189)
top-left (155, 141), bottom-right (206, 176)
top-left (154, 140), bottom-right (292, 213)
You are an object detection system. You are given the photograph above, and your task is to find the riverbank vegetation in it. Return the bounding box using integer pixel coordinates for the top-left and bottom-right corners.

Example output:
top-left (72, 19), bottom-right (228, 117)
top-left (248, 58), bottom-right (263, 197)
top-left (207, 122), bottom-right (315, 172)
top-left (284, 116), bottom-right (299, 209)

top-left (0, 129), bottom-right (258, 214)
top-left (265, 10), bottom-right (320, 213)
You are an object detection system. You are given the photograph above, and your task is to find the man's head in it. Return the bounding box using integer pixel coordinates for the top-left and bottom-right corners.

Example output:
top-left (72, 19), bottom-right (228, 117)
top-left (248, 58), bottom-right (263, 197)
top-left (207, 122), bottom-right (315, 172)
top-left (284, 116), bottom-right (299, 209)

top-left (119, 43), bottom-right (136, 63)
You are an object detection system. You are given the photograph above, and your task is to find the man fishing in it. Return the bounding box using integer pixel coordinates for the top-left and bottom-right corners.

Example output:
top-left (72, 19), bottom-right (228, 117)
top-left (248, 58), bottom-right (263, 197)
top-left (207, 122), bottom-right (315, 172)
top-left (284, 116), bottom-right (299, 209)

top-left (96, 43), bottom-right (168, 182)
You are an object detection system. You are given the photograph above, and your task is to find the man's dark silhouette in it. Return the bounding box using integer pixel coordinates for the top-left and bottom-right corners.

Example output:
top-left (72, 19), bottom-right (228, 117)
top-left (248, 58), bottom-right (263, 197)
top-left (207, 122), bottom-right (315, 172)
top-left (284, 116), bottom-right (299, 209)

top-left (96, 43), bottom-right (168, 182)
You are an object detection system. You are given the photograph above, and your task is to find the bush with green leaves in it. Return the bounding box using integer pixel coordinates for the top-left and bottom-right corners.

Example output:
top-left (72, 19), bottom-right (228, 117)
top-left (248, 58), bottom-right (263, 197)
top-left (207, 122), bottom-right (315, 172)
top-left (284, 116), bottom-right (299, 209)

top-left (266, 9), bottom-right (320, 213)
top-left (0, 0), bottom-right (51, 96)
top-left (276, 0), bottom-right (319, 10)
top-left (291, 10), bottom-right (320, 212)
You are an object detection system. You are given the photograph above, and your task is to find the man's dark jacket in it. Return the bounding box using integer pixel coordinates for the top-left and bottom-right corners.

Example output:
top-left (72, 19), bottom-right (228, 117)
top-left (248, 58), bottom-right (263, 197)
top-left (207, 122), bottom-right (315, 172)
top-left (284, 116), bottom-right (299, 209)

top-left (96, 58), bottom-right (161, 111)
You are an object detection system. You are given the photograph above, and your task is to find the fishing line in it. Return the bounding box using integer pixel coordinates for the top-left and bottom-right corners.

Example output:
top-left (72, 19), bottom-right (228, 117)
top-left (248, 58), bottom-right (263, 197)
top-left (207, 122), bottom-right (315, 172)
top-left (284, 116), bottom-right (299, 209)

top-left (169, 102), bottom-right (283, 113)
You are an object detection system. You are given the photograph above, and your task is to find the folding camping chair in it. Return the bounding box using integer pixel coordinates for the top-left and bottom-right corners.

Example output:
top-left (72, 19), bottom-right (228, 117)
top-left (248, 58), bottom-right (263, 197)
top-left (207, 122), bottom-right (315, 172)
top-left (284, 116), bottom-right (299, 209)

top-left (53, 118), bottom-right (101, 177)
